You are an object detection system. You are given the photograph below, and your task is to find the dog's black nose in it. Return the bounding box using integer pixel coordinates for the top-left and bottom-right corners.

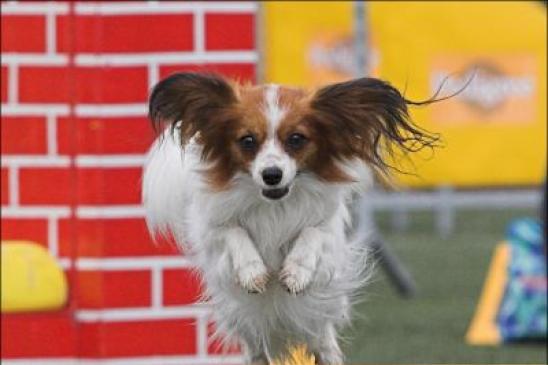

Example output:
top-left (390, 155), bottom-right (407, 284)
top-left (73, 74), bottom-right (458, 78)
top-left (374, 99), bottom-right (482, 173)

top-left (262, 167), bottom-right (283, 186)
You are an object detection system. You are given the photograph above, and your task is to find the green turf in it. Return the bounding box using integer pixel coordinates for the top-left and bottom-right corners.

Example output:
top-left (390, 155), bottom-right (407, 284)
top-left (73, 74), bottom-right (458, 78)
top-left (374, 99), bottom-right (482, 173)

top-left (344, 209), bottom-right (547, 364)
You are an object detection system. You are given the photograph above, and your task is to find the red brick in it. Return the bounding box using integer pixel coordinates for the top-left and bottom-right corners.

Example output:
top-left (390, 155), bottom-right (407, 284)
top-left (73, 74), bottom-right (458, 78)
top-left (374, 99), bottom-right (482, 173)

top-left (1, 218), bottom-right (49, 247)
top-left (58, 218), bottom-right (179, 258)
top-left (163, 269), bottom-right (201, 306)
top-left (207, 321), bottom-right (241, 355)
top-left (79, 319), bottom-right (197, 357)
top-left (19, 168), bottom-right (73, 205)
top-left (205, 13), bottom-right (254, 51)
top-left (1, 15), bottom-right (46, 52)
top-left (57, 117), bottom-right (155, 155)
top-left (78, 167), bottom-right (142, 205)
top-left (1, 116), bottom-right (47, 155)
top-left (160, 63), bottom-right (256, 83)
top-left (1, 66), bottom-right (7, 102)
top-left (76, 270), bottom-right (151, 309)
top-left (19, 66), bottom-right (148, 103)
top-left (19, 167), bottom-right (142, 205)
top-left (57, 14), bottom-right (193, 53)
top-left (1, 168), bottom-right (8, 205)
top-left (1, 311), bottom-right (78, 358)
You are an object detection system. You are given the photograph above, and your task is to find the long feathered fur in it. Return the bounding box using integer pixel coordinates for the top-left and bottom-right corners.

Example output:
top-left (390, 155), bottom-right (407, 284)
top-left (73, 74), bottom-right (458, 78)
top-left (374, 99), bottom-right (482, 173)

top-left (143, 73), bottom-right (440, 364)
top-left (143, 130), bottom-right (373, 362)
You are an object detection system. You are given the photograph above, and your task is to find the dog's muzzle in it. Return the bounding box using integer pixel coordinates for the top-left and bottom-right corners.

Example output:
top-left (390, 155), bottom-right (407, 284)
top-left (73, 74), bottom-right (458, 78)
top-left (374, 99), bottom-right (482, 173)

top-left (262, 187), bottom-right (289, 200)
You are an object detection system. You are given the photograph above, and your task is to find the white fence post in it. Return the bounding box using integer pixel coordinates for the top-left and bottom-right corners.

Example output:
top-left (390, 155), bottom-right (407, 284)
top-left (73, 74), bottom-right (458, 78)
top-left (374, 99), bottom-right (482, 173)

top-left (436, 186), bottom-right (455, 238)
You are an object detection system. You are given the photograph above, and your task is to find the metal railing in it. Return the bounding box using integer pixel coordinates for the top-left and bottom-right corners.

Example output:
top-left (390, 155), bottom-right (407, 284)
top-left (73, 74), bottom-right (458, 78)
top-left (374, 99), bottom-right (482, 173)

top-left (360, 187), bottom-right (542, 238)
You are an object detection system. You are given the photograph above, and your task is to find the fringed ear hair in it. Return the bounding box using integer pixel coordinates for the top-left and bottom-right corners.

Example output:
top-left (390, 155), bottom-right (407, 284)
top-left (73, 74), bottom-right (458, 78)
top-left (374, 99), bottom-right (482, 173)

top-left (308, 77), bottom-right (441, 176)
top-left (148, 72), bottom-right (238, 146)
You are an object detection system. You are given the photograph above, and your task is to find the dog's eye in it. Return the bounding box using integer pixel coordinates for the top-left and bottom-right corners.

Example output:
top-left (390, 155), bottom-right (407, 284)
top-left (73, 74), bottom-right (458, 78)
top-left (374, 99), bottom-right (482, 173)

top-left (239, 135), bottom-right (257, 151)
top-left (286, 133), bottom-right (307, 150)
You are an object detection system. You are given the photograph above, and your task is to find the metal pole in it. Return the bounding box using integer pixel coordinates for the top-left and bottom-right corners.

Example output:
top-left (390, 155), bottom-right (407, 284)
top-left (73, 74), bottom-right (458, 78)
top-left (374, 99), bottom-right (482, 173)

top-left (358, 197), bottom-right (418, 297)
top-left (354, 1), bottom-right (417, 297)
top-left (436, 186), bottom-right (455, 239)
top-left (353, 1), bottom-right (368, 77)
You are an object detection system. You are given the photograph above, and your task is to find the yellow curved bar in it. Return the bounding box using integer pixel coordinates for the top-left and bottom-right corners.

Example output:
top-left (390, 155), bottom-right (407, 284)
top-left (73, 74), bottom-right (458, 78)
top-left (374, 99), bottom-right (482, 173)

top-left (1, 241), bottom-right (68, 313)
top-left (271, 345), bottom-right (315, 365)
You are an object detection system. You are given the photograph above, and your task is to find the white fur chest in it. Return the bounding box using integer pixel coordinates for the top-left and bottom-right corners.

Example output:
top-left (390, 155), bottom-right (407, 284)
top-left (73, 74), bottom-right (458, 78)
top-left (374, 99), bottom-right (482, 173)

top-left (188, 174), bottom-right (346, 271)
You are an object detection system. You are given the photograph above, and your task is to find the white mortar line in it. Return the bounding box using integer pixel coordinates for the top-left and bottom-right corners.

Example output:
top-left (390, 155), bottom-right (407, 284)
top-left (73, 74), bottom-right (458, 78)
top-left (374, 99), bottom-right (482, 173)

top-left (1, 155), bottom-right (71, 167)
top-left (2, 356), bottom-right (244, 365)
top-left (7, 64), bottom-right (18, 104)
top-left (76, 205), bottom-right (145, 218)
top-left (0, 2), bottom-right (69, 14)
top-left (147, 62), bottom-right (159, 91)
top-left (58, 257), bottom-right (72, 270)
top-left (74, 2), bottom-right (256, 15)
top-left (151, 264), bottom-right (163, 309)
top-left (8, 166), bottom-right (19, 206)
top-left (75, 104), bottom-right (147, 117)
top-left (76, 306), bottom-right (210, 322)
top-left (74, 51), bottom-right (257, 66)
top-left (46, 113), bottom-right (58, 155)
top-left (47, 216), bottom-right (59, 257)
top-left (193, 7), bottom-right (205, 54)
top-left (1, 54), bottom-right (69, 65)
top-left (0, 206), bottom-right (71, 218)
top-left (1, 360), bottom-right (78, 365)
top-left (0, 51), bottom-right (256, 68)
top-left (1, 103), bottom-right (70, 116)
top-left (76, 257), bottom-right (191, 270)
top-left (45, 10), bottom-right (57, 55)
top-left (196, 313), bottom-right (209, 357)
top-left (198, 1), bottom-right (258, 12)
top-left (75, 155), bottom-right (146, 167)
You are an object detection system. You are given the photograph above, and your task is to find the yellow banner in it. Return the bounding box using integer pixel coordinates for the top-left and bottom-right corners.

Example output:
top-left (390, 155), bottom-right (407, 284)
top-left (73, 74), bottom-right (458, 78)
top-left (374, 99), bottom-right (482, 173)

top-left (262, 1), bottom-right (353, 87)
top-left (263, 1), bottom-right (546, 187)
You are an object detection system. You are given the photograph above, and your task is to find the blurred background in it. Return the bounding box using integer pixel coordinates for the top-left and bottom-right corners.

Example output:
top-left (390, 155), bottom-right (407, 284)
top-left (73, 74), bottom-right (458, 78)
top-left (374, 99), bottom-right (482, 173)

top-left (1, 1), bottom-right (546, 364)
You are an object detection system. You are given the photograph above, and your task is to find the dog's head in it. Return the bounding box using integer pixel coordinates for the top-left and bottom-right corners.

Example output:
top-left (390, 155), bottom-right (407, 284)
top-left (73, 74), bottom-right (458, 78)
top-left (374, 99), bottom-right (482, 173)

top-left (149, 73), bottom-right (438, 200)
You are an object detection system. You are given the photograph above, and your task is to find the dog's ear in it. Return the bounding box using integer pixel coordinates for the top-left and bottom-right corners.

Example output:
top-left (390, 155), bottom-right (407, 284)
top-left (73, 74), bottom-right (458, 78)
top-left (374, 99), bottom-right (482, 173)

top-left (307, 77), bottom-right (440, 175)
top-left (148, 72), bottom-right (238, 145)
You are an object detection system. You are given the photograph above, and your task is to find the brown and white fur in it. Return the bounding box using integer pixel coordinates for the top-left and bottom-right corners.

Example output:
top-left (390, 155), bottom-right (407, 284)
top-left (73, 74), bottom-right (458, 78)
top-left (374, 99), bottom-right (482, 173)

top-left (142, 73), bottom-right (437, 364)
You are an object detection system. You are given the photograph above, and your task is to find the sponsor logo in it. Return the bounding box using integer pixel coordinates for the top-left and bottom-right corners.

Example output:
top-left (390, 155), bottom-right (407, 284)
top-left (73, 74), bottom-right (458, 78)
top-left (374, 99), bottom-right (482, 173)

top-left (307, 34), bottom-right (379, 82)
top-left (430, 56), bottom-right (537, 124)
top-left (432, 63), bottom-right (535, 113)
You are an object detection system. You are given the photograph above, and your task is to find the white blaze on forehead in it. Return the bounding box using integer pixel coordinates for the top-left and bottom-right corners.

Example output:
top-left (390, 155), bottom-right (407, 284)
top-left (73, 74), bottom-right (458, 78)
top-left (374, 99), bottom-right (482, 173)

top-left (264, 84), bottom-right (286, 136)
top-left (251, 85), bottom-right (297, 188)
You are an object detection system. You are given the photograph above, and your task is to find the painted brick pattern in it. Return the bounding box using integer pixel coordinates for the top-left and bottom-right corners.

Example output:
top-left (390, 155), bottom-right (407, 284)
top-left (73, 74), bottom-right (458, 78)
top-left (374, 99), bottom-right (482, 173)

top-left (1, 311), bottom-right (78, 358)
top-left (76, 270), bottom-right (152, 309)
top-left (19, 66), bottom-right (149, 103)
top-left (1, 1), bottom-right (255, 363)
top-left (57, 116), bottom-right (155, 154)
top-left (1, 116), bottom-right (48, 154)
top-left (56, 14), bottom-right (195, 53)
top-left (78, 319), bottom-right (198, 357)
top-left (1, 15), bottom-right (46, 52)
top-left (1, 66), bottom-right (7, 102)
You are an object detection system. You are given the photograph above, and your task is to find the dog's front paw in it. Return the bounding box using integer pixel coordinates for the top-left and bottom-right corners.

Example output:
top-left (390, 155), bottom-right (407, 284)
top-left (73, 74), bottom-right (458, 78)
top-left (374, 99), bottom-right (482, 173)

top-left (279, 259), bottom-right (314, 295)
top-left (236, 260), bottom-right (269, 294)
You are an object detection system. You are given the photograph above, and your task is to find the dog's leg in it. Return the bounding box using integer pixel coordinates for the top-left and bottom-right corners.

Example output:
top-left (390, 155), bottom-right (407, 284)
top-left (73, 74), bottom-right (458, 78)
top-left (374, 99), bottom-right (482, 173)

top-left (280, 227), bottom-right (324, 294)
top-left (226, 227), bottom-right (269, 293)
top-left (312, 323), bottom-right (343, 365)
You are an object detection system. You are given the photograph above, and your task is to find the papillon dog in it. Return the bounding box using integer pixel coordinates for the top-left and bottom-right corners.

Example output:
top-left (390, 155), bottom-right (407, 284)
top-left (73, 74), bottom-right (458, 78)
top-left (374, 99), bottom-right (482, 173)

top-left (142, 73), bottom-right (437, 364)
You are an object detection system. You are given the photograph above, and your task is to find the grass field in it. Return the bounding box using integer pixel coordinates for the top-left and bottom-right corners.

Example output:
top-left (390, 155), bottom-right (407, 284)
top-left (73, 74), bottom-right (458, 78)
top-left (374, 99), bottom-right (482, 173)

top-left (343, 208), bottom-right (547, 364)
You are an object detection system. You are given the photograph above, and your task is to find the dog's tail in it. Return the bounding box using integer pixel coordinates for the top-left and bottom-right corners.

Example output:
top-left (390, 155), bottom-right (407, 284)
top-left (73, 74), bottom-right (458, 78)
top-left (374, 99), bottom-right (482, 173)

top-left (142, 128), bottom-right (191, 250)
